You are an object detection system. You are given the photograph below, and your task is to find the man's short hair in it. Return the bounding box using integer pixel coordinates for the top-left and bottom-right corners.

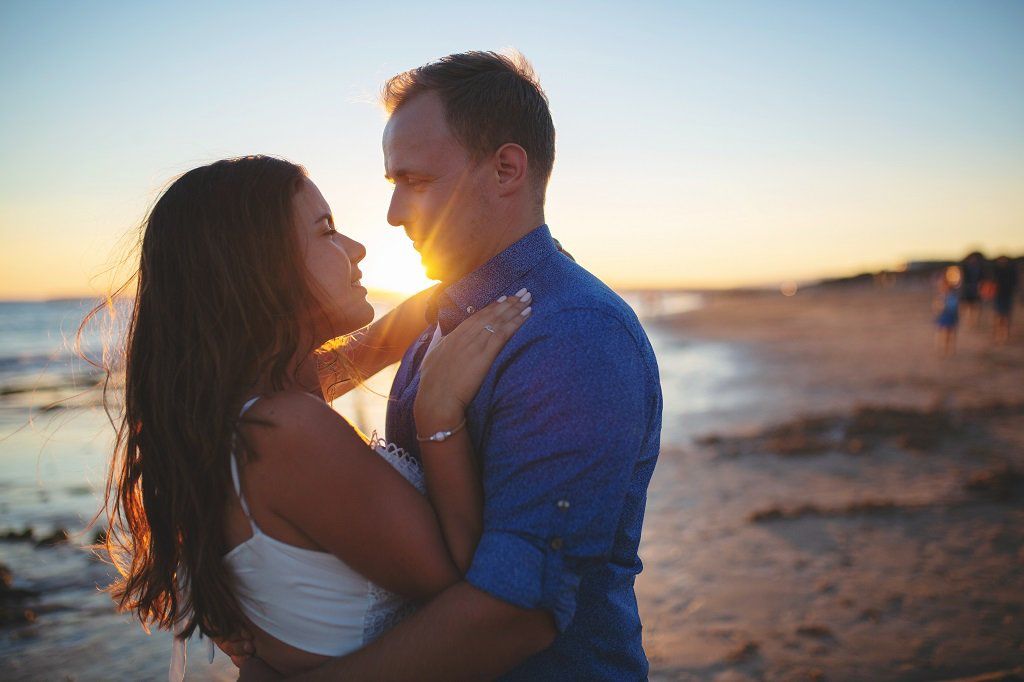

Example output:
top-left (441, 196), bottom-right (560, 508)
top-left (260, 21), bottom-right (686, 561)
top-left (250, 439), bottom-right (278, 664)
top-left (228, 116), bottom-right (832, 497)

top-left (382, 50), bottom-right (556, 202)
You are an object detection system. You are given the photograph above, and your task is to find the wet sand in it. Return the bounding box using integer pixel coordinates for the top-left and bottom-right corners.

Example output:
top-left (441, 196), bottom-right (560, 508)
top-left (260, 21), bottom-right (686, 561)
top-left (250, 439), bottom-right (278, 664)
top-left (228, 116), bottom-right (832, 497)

top-left (638, 286), bottom-right (1024, 681)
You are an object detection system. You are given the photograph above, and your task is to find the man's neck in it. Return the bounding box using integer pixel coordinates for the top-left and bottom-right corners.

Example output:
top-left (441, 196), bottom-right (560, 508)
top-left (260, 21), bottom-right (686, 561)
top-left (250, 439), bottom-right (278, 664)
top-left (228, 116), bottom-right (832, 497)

top-left (444, 215), bottom-right (544, 286)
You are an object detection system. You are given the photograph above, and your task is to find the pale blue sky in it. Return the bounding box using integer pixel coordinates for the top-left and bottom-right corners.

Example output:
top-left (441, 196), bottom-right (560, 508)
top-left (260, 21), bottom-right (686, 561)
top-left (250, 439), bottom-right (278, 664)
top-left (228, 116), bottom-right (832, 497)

top-left (2, 0), bottom-right (1022, 297)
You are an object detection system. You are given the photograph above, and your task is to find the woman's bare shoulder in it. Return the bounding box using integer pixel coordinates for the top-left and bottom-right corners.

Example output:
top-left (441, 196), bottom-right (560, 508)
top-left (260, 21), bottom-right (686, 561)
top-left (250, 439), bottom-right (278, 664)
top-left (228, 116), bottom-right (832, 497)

top-left (233, 390), bottom-right (458, 599)
top-left (237, 390), bottom-right (367, 468)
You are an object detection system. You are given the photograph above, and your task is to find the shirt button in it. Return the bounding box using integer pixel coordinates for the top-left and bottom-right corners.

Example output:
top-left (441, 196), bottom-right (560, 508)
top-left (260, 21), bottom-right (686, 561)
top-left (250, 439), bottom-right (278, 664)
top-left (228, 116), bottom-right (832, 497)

top-left (550, 537), bottom-right (564, 550)
top-left (465, 305), bottom-right (475, 314)
top-left (556, 499), bottom-right (570, 511)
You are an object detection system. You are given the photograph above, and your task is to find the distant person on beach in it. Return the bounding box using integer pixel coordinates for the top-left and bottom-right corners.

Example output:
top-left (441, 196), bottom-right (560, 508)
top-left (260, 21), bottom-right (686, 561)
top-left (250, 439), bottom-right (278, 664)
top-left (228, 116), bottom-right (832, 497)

top-left (958, 251), bottom-right (986, 328)
top-left (934, 267), bottom-right (960, 357)
top-left (992, 256), bottom-right (1019, 344)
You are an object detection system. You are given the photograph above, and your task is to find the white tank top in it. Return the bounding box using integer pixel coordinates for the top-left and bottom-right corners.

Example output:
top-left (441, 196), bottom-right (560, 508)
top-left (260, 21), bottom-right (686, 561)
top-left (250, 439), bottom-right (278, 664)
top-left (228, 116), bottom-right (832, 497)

top-left (169, 396), bottom-right (425, 680)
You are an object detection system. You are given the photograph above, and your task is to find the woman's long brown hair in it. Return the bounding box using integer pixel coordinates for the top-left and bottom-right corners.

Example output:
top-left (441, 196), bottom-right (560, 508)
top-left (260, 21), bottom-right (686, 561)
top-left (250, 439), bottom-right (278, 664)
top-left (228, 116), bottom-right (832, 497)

top-left (86, 155), bottom-right (331, 639)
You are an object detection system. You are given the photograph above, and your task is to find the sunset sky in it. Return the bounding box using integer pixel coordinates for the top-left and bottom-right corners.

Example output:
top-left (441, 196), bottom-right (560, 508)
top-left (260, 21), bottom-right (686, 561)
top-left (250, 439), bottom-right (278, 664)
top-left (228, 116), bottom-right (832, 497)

top-left (1, 1), bottom-right (1022, 299)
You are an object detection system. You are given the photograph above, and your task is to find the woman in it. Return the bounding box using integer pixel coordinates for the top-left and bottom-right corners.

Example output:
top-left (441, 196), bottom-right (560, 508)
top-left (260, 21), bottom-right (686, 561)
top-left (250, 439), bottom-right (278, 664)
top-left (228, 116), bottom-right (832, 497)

top-left (93, 155), bottom-right (532, 676)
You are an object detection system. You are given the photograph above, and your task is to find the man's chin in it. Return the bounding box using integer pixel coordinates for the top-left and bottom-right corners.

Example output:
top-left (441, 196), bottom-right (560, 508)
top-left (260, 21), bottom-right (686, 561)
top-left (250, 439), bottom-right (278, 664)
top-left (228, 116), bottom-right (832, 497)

top-left (421, 257), bottom-right (448, 283)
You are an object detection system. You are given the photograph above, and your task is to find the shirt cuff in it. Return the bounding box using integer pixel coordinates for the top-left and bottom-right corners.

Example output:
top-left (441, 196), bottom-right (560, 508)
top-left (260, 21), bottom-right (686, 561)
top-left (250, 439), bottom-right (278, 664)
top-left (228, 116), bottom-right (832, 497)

top-left (465, 530), bottom-right (581, 633)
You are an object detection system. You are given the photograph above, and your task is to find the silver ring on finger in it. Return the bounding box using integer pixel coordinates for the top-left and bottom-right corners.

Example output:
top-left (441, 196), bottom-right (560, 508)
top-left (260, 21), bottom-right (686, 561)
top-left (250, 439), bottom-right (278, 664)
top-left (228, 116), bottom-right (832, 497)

top-left (483, 324), bottom-right (496, 334)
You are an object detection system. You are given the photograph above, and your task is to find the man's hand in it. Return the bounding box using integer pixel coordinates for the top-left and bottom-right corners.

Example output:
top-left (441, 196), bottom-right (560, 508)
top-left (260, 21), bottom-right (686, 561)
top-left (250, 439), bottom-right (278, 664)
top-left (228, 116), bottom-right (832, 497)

top-left (214, 629), bottom-right (255, 669)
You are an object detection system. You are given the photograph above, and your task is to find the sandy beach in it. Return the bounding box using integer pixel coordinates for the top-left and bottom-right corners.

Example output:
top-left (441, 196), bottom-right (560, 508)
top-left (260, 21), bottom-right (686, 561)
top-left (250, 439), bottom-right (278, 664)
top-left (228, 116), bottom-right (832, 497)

top-left (637, 286), bottom-right (1024, 681)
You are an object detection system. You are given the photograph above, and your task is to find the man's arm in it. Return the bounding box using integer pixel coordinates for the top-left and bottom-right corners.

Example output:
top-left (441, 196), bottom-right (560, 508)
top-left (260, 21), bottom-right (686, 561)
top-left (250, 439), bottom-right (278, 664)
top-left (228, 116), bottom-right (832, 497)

top-left (283, 582), bottom-right (555, 681)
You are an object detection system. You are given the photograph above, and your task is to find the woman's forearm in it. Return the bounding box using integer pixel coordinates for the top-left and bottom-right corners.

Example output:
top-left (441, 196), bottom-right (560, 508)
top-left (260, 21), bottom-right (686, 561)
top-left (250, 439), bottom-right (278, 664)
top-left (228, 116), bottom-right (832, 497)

top-left (405, 293), bottom-right (530, 575)
top-left (417, 428), bottom-right (483, 574)
top-left (317, 286), bottom-right (437, 400)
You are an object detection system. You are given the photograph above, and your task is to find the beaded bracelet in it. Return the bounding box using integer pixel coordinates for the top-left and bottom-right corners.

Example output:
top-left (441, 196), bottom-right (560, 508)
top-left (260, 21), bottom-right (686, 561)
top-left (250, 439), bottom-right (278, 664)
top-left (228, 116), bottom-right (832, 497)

top-left (416, 418), bottom-right (468, 443)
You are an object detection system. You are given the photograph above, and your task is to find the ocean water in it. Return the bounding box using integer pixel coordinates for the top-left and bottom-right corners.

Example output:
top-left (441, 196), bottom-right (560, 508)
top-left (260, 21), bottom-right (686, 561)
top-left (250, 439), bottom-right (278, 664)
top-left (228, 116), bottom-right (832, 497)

top-left (0, 290), bottom-right (746, 680)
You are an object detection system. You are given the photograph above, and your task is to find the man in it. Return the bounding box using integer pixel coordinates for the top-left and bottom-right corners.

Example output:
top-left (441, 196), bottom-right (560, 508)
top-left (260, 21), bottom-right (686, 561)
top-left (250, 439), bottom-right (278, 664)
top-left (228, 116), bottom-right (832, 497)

top-left (992, 255), bottom-right (1019, 343)
top-left (235, 50), bottom-right (662, 680)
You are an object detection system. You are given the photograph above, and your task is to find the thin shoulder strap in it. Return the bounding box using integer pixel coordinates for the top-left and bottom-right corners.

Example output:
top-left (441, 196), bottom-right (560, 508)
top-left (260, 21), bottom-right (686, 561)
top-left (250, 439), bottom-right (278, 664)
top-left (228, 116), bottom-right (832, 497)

top-left (231, 396), bottom-right (262, 526)
top-left (229, 453), bottom-right (253, 521)
top-left (239, 395), bottom-right (262, 417)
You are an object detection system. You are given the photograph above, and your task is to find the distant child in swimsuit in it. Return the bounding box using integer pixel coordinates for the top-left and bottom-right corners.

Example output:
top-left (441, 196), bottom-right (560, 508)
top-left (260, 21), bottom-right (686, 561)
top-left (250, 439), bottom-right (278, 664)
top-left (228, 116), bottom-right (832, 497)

top-left (935, 267), bottom-right (960, 357)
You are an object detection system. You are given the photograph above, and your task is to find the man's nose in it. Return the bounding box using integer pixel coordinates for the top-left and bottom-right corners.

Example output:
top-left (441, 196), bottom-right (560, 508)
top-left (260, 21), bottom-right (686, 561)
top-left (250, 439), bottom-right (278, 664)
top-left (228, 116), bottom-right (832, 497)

top-left (386, 189), bottom-right (404, 228)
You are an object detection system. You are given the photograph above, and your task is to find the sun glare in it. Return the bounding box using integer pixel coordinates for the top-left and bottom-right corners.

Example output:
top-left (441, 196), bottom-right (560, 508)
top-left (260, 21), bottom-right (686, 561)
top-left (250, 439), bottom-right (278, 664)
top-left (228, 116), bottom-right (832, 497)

top-left (356, 231), bottom-right (435, 297)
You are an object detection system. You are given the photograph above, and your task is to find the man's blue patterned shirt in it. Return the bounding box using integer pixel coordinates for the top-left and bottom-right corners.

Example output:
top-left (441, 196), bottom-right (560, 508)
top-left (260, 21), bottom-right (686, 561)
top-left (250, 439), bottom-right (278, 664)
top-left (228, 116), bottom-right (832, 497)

top-left (386, 224), bottom-right (662, 680)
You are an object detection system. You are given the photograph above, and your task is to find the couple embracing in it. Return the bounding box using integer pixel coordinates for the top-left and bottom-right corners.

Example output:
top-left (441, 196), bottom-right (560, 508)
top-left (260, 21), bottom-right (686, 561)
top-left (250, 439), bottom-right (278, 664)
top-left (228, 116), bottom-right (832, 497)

top-left (104, 51), bottom-right (662, 680)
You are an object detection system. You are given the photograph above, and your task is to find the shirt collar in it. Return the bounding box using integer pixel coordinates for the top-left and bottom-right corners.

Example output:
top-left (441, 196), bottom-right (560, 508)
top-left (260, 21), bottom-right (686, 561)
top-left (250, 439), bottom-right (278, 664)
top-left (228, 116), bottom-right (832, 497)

top-left (429, 224), bottom-right (556, 335)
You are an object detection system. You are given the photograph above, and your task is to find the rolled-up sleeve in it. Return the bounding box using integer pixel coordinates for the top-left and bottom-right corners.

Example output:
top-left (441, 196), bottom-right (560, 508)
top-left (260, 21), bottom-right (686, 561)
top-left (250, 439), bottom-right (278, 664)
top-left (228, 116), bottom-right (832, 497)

top-left (465, 308), bottom-right (648, 632)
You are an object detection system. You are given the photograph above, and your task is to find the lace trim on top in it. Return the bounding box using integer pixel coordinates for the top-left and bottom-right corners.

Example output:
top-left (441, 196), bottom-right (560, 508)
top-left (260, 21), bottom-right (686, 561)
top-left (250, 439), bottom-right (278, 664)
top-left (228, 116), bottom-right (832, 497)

top-left (363, 432), bottom-right (425, 642)
top-left (368, 431), bottom-right (426, 495)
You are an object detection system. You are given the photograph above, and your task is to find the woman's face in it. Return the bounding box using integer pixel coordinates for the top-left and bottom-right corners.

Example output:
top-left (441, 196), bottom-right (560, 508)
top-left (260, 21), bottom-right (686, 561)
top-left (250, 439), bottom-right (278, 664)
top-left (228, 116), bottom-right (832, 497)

top-left (292, 178), bottom-right (375, 338)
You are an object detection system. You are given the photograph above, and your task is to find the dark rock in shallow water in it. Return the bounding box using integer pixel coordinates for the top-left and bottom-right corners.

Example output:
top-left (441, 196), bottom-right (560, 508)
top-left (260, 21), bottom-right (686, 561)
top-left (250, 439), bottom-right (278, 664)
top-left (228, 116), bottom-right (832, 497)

top-left (796, 624), bottom-right (835, 640)
top-left (1, 527), bottom-right (34, 542)
top-left (965, 465), bottom-right (1024, 502)
top-left (1, 563), bottom-right (40, 600)
top-left (748, 499), bottom-right (914, 523)
top-left (0, 607), bottom-right (37, 626)
top-left (35, 528), bottom-right (69, 547)
top-left (725, 640), bottom-right (760, 663)
top-left (1, 562), bottom-right (41, 627)
top-left (707, 402), bottom-right (1024, 460)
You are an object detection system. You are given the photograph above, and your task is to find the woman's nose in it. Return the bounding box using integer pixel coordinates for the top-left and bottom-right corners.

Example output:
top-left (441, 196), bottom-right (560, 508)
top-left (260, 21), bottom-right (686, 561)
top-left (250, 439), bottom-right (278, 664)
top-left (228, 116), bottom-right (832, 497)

top-left (346, 236), bottom-right (367, 264)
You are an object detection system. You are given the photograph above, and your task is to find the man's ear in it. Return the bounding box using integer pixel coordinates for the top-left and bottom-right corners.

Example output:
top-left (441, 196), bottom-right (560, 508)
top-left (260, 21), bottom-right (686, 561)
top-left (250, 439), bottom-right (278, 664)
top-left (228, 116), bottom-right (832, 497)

top-left (493, 143), bottom-right (528, 196)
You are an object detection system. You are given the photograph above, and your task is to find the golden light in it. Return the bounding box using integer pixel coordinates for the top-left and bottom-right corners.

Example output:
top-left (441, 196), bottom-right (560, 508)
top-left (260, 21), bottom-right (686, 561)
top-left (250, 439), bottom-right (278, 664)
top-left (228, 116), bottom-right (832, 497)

top-left (356, 230), bottom-right (436, 297)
